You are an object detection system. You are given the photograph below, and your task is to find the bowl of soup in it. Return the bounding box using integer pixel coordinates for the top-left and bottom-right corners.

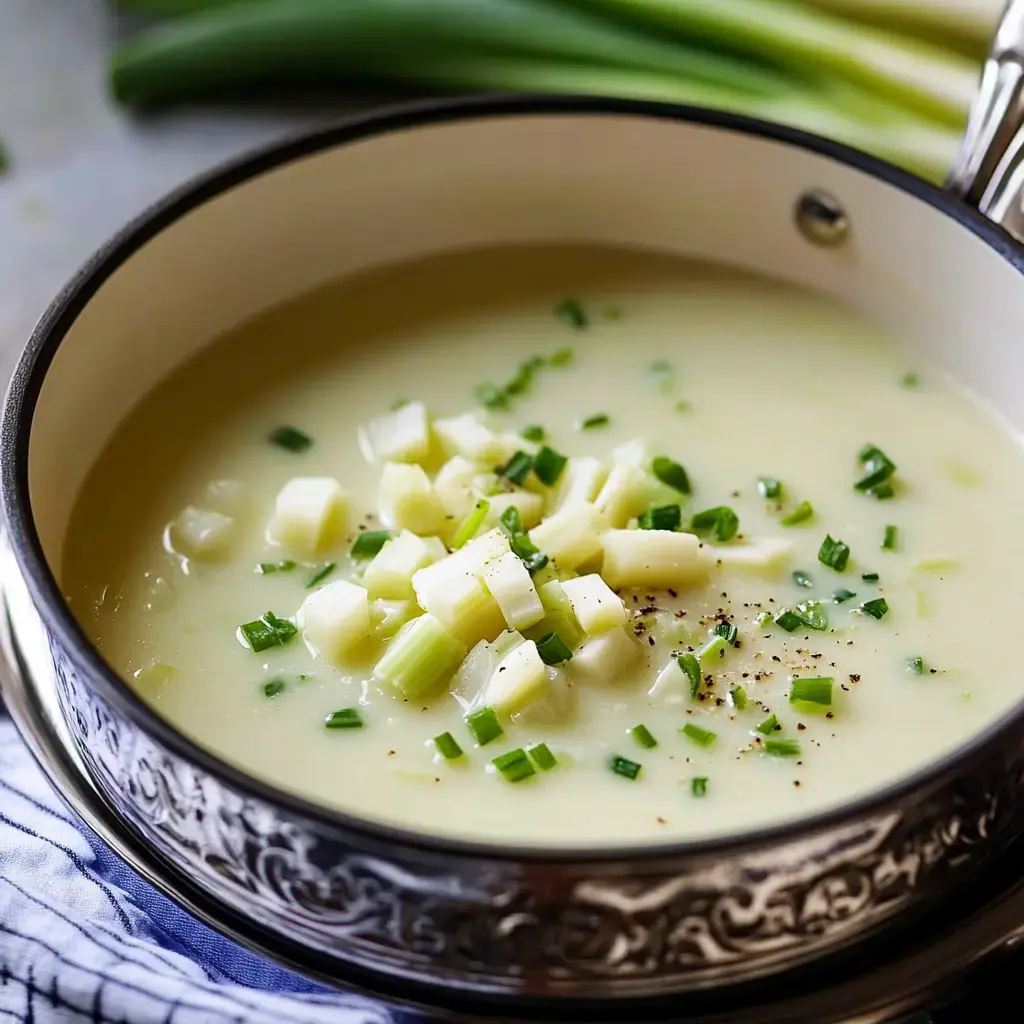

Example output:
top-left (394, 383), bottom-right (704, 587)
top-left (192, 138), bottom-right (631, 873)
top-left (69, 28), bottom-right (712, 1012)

top-left (5, 81), bottom-right (1024, 1012)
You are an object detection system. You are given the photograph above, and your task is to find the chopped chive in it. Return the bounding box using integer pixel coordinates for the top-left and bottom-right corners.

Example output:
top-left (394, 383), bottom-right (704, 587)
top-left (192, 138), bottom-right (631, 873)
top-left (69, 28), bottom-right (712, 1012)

top-left (690, 506), bottom-right (739, 543)
top-left (677, 653), bottom-right (702, 698)
top-left (610, 755), bottom-right (642, 780)
top-left (555, 299), bottom-right (587, 329)
top-left (434, 732), bottom-right (464, 760)
top-left (792, 570), bottom-right (813, 589)
top-left (504, 359), bottom-right (542, 397)
top-left (548, 346), bottom-right (574, 367)
top-left (900, 372), bottom-right (920, 388)
top-left (818, 534), bottom-right (851, 572)
top-left (528, 743), bottom-right (557, 771)
top-left (906, 656), bottom-right (925, 676)
top-left (261, 678), bottom-right (286, 698)
top-left (862, 572), bottom-right (880, 582)
top-left (855, 444), bottom-right (897, 495)
top-left (681, 723), bottom-right (717, 748)
top-left (324, 707), bottom-right (363, 729)
top-left (500, 450), bottom-right (534, 486)
top-left (652, 456), bottom-right (691, 495)
top-left (729, 684), bottom-right (748, 710)
top-left (521, 424), bottom-right (545, 443)
top-left (833, 588), bottom-right (857, 604)
top-left (882, 525), bottom-right (898, 551)
top-left (765, 738), bottom-right (801, 758)
top-left (238, 611), bottom-right (297, 653)
top-left (638, 504), bottom-right (681, 531)
top-left (451, 498), bottom-right (490, 550)
top-left (498, 506), bottom-right (548, 574)
top-left (466, 706), bottom-right (504, 746)
top-left (861, 597), bottom-right (890, 620)
top-left (758, 477), bottom-right (782, 500)
top-left (536, 632), bottom-right (573, 665)
top-left (631, 724), bottom-right (658, 749)
top-left (780, 501), bottom-right (814, 526)
top-left (306, 562), bottom-right (337, 588)
top-left (474, 382), bottom-right (508, 410)
top-left (533, 446), bottom-right (568, 487)
top-left (773, 609), bottom-right (803, 632)
top-left (755, 715), bottom-right (779, 735)
top-left (269, 426), bottom-right (312, 453)
top-left (871, 481), bottom-right (895, 500)
top-left (493, 748), bottom-right (535, 783)
top-left (795, 599), bottom-right (828, 632)
top-left (713, 623), bottom-right (739, 645)
top-left (691, 776), bottom-right (709, 797)
top-left (351, 530), bottom-right (390, 559)
top-left (580, 413), bottom-right (609, 430)
top-left (257, 560), bottom-right (297, 575)
top-left (789, 676), bottom-right (834, 707)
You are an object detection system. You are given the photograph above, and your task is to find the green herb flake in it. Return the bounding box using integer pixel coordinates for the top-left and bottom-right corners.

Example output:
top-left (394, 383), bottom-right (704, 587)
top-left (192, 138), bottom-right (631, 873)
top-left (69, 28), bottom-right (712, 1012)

top-left (755, 715), bottom-right (779, 736)
top-left (780, 501), bottom-right (814, 527)
top-left (818, 534), bottom-right (851, 572)
top-left (528, 743), bottom-right (557, 771)
top-left (521, 424), bottom-right (546, 443)
top-left (833, 588), bottom-right (857, 604)
top-left (900, 372), bottom-right (920, 388)
top-left (610, 755), bottom-right (642, 780)
top-left (306, 562), bottom-right (337, 589)
top-left (533, 446), bottom-right (568, 487)
top-left (652, 456), bottom-right (691, 495)
top-left (674, 400), bottom-right (692, 414)
top-left (261, 678), bottom-right (286, 698)
top-left (324, 707), bottom-right (363, 729)
top-left (729, 684), bottom-right (748, 710)
top-left (638, 504), bottom-right (682, 531)
top-left (795, 600), bottom-right (828, 632)
top-left (548, 346), bottom-right (574, 367)
top-left (500, 450), bottom-right (534, 486)
top-left (434, 732), bottom-right (464, 760)
top-left (466, 707), bottom-right (504, 746)
top-left (555, 299), bottom-right (587, 329)
top-left (631, 724), bottom-right (658, 750)
top-left (269, 426), bottom-right (313, 453)
top-left (351, 530), bottom-right (390, 559)
top-left (691, 776), bottom-right (709, 797)
top-left (758, 477), bottom-right (782, 500)
top-left (498, 506), bottom-right (549, 574)
top-left (860, 597), bottom-right (890, 620)
top-left (764, 738), bottom-right (802, 758)
top-left (789, 676), bottom-right (834, 708)
top-left (238, 611), bottom-right (298, 653)
top-left (493, 748), bottom-right (536, 783)
top-left (906, 656), bottom-right (926, 676)
top-left (773, 609), bottom-right (803, 632)
top-left (257, 560), bottom-right (297, 575)
top-left (474, 382), bottom-right (508, 410)
top-left (681, 723), bottom-right (717, 748)
top-left (713, 622), bottom-right (739, 645)
top-left (882, 525), bottom-right (898, 551)
top-left (579, 413), bottom-right (610, 430)
top-left (690, 506), bottom-right (739, 543)
top-left (792, 570), bottom-right (813, 589)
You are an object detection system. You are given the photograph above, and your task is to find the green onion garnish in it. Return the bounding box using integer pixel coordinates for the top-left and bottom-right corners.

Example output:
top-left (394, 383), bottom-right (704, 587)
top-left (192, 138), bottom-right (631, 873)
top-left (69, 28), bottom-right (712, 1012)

top-left (773, 609), bottom-right (803, 632)
top-left (681, 723), bottom-right (717, 748)
top-left (493, 748), bottom-right (535, 783)
top-left (631, 724), bottom-right (658, 749)
top-left (674, 400), bottom-right (691, 414)
top-left (713, 623), bottom-right (738, 645)
top-left (755, 715), bottom-right (779, 735)
top-left (789, 676), bottom-right (834, 707)
top-left (498, 506), bottom-right (548, 574)
top-left (871, 481), bottom-right (896, 500)
top-left (764, 738), bottom-right (802, 758)
top-left (609, 755), bottom-right (642, 780)
top-left (434, 732), bottom-right (464, 760)
top-left (652, 456), bottom-right (691, 495)
top-left (900, 372), bottom-right (920, 388)
top-left (239, 611), bottom-right (297, 653)
top-left (351, 530), bottom-right (390, 559)
top-left (795, 600), bottom-right (828, 632)
top-left (833, 588), bottom-right (857, 604)
top-left (861, 597), bottom-right (890, 620)
top-left (474, 382), bottom-right (507, 410)
top-left (906, 656), bottom-right (925, 676)
top-left (466, 706), bottom-right (504, 746)
top-left (324, 707), bottom-right (363, 729)
top-left (536, 632), bottom-right (573, 665)
top-left (521, 424), bottom-right (545, 443)
top-left (306, 562), bottom-right (337, 589)
top-left (638, 504), bottom-right (682, 531)
top-left (261, 678), bottom-right (286, 698)
top-left (500, 450), bottom-right (534, 486)
top-left (580, 413), bottom-right (609, 430)
top-left (677, 653), bottom-right (701, 698)
top-left (504, 358), bottom-right (543, 397)
top-left (528, 743), bottom-right (557, 771)
top-left (691, 776), bottom-right (709, 797)
top-left (269, 426), bottom-right (312, 453)
top-left (451, 498), bottom-right (490, 550)
top-left (882, 525), bottom-right (898, 551)
top-left (257, 560), bottom-right (297, 575)
top-left (792, 570), bottom-right (813, 589)
top-left (758, 477), bottom-right (782, 500)
top-left (533, 446), bottom-right (567, 487)
top-left (548, 346), bottom-right (574, 367)
top-left (556, 299), bottom-right (587, 329)
top-left (648, 360), bottom-right (675, 394)
top-left (780, 501), bottom-right (814, 526)
top-left (690, 506), bottom-right (740, 543)
top-left (730, 684), bottom-right (748, 710)
top-left (818, 534), bottom-right (851, 572)
top-left (862, 572), bottom-right (879, 582)
top-left (855, 444), bottom-right (897, 495)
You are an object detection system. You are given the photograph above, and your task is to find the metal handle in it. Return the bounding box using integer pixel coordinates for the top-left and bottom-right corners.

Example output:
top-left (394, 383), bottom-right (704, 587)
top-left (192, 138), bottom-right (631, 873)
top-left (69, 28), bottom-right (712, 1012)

top-left (947, 0), bottom-right (1024, 240)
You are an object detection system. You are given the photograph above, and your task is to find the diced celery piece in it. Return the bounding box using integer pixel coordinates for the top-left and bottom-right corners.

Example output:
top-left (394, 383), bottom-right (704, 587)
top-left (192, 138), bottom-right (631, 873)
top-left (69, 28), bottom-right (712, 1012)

top-left (358, 400), bottom-right (431, 464)
top-left (709, 537), bottom-right (794, 571)
top-left (594, 464), bottom-right (651, 527)
top-left (298, 579), bottom-right (371, 664)
top-left (452, 528), bottom-right (511, 576)
top-left (698, 635), bottom-right (729, 665)
top-left (561, 574), bottom-right (627, 635)
top-left (482, 551), bottom-right (545, 630)
top-left (433, 455), bottom-right (480, 520)
top-left (554, 456), bottom-right (608, 511)
top-left (527, 579), bottom-right (583, 645)
top-left (378, 462), bottom-right (446, 536)
top-left (491, 628), bottom-right (526, 659)
top-left (484, 490), bottom-right (544, 531)
top-left (411, 556), bottom-right (505, 645)
top-left (269, 477), bottom-right (347, 555)
top-left (171, 506), bottom-right (235, 560)
top-left (373, 613), bottom-right (466, 698)
top-left (601, 529), bottom-right (707, 589)
top-left (528, 502), bottom-right (607, 570)
top-left (570, 626), bottom-right (641, 685)
top-left (479, 639), bottom-right (548, 716)
top-left (362, 529), bottom-right (443, 599)
top-left (433, 412), bottom-right (506, 464)
top-left (370, 598), bottom-right (416, 640)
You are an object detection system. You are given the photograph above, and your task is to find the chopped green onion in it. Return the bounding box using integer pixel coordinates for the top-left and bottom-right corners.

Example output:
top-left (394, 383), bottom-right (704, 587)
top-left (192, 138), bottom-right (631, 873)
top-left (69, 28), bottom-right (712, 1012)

top-left (690, 506), bottom-right (739, 543)
top-left (434, 731), bottom-right (464, 760)
top-left (533, 446), bottom-right (568, 487)
top-left (729, 684), bottom-right (747, 710)
top-left (833, 588), bottom-right (857, 604)
top-left (862, 572), bottom-right (880, 582)
top-left (257, 560), bottom-right (297, 575)
top-left (261, 678), bottom-right (286, 698)
top-left (789, 676), bottom-right (834, 707)
top-left (677, 653), bottom-right (701, 698)
top-left (556, 299), bottom-right (587, 329)
top-left (500, 450), bottom-right (534, 486)
top-left (855, 444), bottom-right (897, 495)
top-left (713, 623), bottom-right (738, 645)
top-left (474, 382), bottom-right (507, 410)
top-left (521, 424), bottom-right (545, 443)
top-left (764, 738), bottom-right (802, 758)
top-left (609, 755), bottom-right (641, 780)
top-left (691, 776), bottom-right (708, 797)
top-left (306, 562), bottom-right (337, 588)
top-left (536, 631), bottom-right (573, 665)
top-left (758, 477), bottom-right (782, 500)
top-left (900, 372), bottom-right (920, 388)
top-left (505, 358), bottom-right (543, 397)
top-left (548, 347), bottom-right (574, 367)
top-left (652, 456), bottom-right (691, 495)
top-left (638, 504), bottom-right (682, 531)
top-left (773, 609), bottom-right (803, 632)
top-left (674, 400), bottom-right (692, 414)
top-left (818, 535), bottom-right (850, 572)
top-left (451, 498), bottom-right (490, 550)
top-left (792, 570), bottom-right (813, 589)
top-left (498, 506), bottom-right (548, 574)
top-left (681, 722), bottom-right (717, 748)
top-left (882, 525), bottom-right (898, 551)
top-left (755, 715), bottom-right (779, 735)
top-left (580, 413), bottom-right (609, 430)
top-left (324, 707), bottom-right (363, 729)
top-left (466, 706), bottom-right (504, 746)
top-left (795, 600), bottom-right (828, 632)
top-left (269, 425), bottom-right (312, 453)
top-left (871, 481), bottom-right (896, 500)
top-left (906, 656), bottom-right (925, 676)
top-left (351, 530), bottom-right (390, 559)
top-left (861, 597), bottom-right (890, 620)
top-left (780, 501), bottom-right (814, 526)
top-left (528, 743), bottom-right (557, 771)
top-left (239, 611), bottom-right (297, 653)
top-left (631, 724), bottom-right (658, 749)
top-left (493, 748), bottom-right (535, 783)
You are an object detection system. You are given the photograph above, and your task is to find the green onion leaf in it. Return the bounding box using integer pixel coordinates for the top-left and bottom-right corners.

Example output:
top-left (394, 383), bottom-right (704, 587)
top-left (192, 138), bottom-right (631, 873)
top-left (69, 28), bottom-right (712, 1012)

top-left (681, 722), bottom-right (717, 748)
top-left (773, 609), bottom-right (803, 632)
top-left (609, 755), bottom-right (642, 780)
top-left (638, 504), bottom-right (682, 531)
top-left (882, 525), bottom-right (898, 551)
top-left (257, 560), bottom-right (297, 575)
top-left (792, 570), bottom-right (813, 589)
top-left (556, 299), bottom-right (587, 329)
top-left (434, 731), bottom-right (464, 760)
top-left (631, 724), bottom-right (658, 749)
top-left (474, 382), bottom-right (507, 410)
top-left (758, 477), bottom-right (782, 500)
top-left (818, 534), bottom-right (851, 572)
top-left (862, 572), bottom-right (880, 582)
top-left (466, 706), bottom-right (504, 746)
top-left (261, 678), bottom-right (286, 698)
top-left (677, 653), bottom-right (702, 698)
top-left (451, 498), bottom-right (490, 550)
top-left (548, 347), bottom-right (574, 367)
top-left (795, 600), bottom-right (828, 632)
top-left (500, 450), bottom-right (534, 486)
top-left (652, 456), bottom-right (691, 495)
top-left (780, 501), bottom-right (814, 526)
top-left (713, 622), bottom-right (738, 645)
top-left (871, 481), bottom-right (896, 500)
top-left (306, 562), bottom-right (337, 589)
top-left (833, 588), bottom-right (857, 604)
top-left (528, 743), bottom-right (557, 771)
top-left (691, 776), bottom-right (709, 797)
top-left (521, 424), bottom-right (545, 443)
top-left (533, 446), bottom-right (568, 487)
top-left (855, 444), bottom-right (897, 495)
top-left (351, 530), bottom-right (390, 559)
top-left (498, 506), bottom-right (549, 574)
top-left (789, 676), bottom-right (834, 707)
top-left (580, 413), bottom-right (610, 430)
top-left (906, 656), bottom-right (925, 676)
top-left (504, 359), bottom-right (541, 397)
top-left (536, 631), bottom-right (573, 665)
top-left (765, 738), bottom-right (802, 758)
top-left (239, 611), bottom-right (297, 653)
top-left (324, 707), bottom-right (363, 729)
top-left (755, 715), bottom-right (779, 735)
top-left (269, 426), bottom-right (312, 453)
top-left (860, 597), bottom-right (890, 620)
top-left (493, 748), bottom-right (535, 783)
top-left (729, 684), bottom-right (747, 710)
top-left (690, 506), bottom-right (739, 543)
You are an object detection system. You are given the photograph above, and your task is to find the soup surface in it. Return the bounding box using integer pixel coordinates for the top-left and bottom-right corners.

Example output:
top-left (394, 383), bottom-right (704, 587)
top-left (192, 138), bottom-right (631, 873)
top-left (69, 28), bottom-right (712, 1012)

top-left (62, 245), bottom-right (1024, 847)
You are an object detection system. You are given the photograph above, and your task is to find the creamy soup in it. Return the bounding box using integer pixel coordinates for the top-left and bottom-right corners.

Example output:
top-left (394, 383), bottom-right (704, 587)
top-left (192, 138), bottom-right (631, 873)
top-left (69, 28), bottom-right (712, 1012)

top-left (62, 245), bottom-right (1024, 847)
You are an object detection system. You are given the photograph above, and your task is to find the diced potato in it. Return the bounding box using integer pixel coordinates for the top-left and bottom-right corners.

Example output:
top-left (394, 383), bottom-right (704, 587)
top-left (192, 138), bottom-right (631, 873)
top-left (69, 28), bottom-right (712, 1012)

top-left (370, 598), bottom-right (416, 640)
top-left (479, 639), bottom-right (548, 716)
top-left (358, 400), bottom-right (431, 464)
top-left (373, 613), bottom-right (466, 698)
top-left (612, 438), bottom-right (652, 469)
top-left (528, 502), bottom-right (606, 570)
top-left (433, 456), bottom-right (480, 519)
top-left (561, 574), bottom-right (627, 635)
top-left (412, 556), bottom-right (505, 645)
top-left (601, 529), bottom-right (709, 589)
top-left (594, 464), bottom-right (651, 527)
top-left (171, 506), bottom-right (235, 560)
top-left (649, 657), bottom-right (689, 700)
top-left (269, 477), bottom-right (347, 554)
top-left (452, 528), bottom-right (511, 575)
top-left (363, 529), bottom-right (444, 599)
top-left (298, 579), bottom-right (371, 663)
top-left (511, 665), bottom-right (575, 726)
top-left (484, 490), bottom-right (544, 531)
top-left (554, 456), bottom-right (608, 511)
top-left (433, 412), bottom-right (506, 464)
top-left (483, 552), bottom-right (545, 630)
top-left (570, 626), bottom-right (641, 685)
top-left (379, 462), bottom-right (446, 536)
top-left (708, 537), bottom-right (794, 571)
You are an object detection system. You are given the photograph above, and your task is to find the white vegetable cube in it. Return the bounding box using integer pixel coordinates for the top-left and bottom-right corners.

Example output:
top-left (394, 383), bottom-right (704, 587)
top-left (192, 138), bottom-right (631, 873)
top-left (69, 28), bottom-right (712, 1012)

top-left (555, 456), bottom-right (608, 510)
top-left (649, 657), bottom-right (689, 699)
top-left (298, 579), bottom-right (371, 664)
top-left (269, 477), bottom-right (347, 554)
top-left (601, 529), bottom-right (708, 589)
top-left (528, 502), bottom-right (606, 570)
top-left (433, 412), bottom-right (506, 464)
top-left (452, 528), bottom-right (510, 575)
top-left (570, 626), bottom-right (641, 685)
top-left (612, 438), bottom-right (652, 469)
top-left (709, 538), bottom-right (794, 571)
top-left (484, 490), bottom-right (544, 530)
top-left (483, 552), bottom-right (545, 631)
top-left (378, 462), bottom-right (446, 536)
top-left (358, 400), bottom-right (431, 464)
top-left (479, 639), bottom-right (548, 716)
top-left (370, 599), bottom-right (416, 640)
top-left (171, 506), bottom-right (235, 560)
top-left (594, 464), bottom-right (651, 527)
top-left (433, 456), bottom-right (480, 519)
top-left (561, 574), bottom-right (626, 635)
top-left (362, 529), bottom-right (444, 599)
top-left (373, 613), bottom-right (466, 698)
top-left (412, 556), bottom-right (505, 644)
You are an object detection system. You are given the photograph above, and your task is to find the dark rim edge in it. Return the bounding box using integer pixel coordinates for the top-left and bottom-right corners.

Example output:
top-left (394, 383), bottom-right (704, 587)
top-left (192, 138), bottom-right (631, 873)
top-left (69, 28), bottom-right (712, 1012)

top-left (5, 92), bottom-right (1024, 865)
